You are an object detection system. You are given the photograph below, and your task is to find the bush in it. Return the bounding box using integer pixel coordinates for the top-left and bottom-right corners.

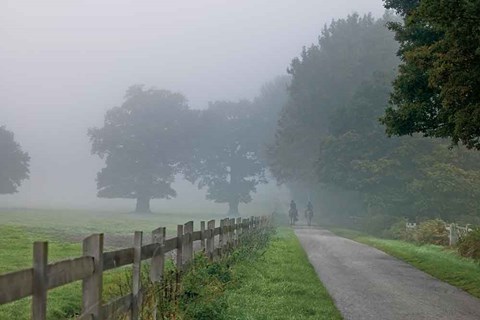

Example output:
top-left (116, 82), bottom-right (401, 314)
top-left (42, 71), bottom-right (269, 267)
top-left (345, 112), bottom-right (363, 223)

top-left (413, 219), bottom-right (449, 245)
top-left (383, 220), bottom-right (414, 241)
top-left (359, 214), bottom-right (400, 237)
top-left (457, 228), bottom-right (480, 261)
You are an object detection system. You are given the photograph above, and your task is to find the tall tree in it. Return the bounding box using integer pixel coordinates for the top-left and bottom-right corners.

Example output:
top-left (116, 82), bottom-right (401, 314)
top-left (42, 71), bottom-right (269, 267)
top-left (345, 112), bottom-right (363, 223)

top-left (0, 126), bottom-right (30, 194)
top-left (268, 10), bottom-right (480, 222)
top-left (317, 73), bottom-right (480, 220)
top-left (88, 86), bottom-right (192, 213)
top-left (253, 75), bottom-right (291, 147)
top-left (269, 13), bottom-right (399, 185)
top-left (185, 100), bottom-right (267, 216)
top-left (382, 0), bottom-right (480, 149)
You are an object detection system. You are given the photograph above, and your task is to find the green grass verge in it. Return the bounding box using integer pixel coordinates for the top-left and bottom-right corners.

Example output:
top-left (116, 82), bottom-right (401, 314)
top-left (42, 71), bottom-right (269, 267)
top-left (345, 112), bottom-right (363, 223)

top-left (0, 225), bottom-right (154, 319)
top-left (224, 228), bottom-right (342, 320)
top-left (0, 219), bottom-right (341, 320)
top-left (330, 228), bottom-right (480, 299)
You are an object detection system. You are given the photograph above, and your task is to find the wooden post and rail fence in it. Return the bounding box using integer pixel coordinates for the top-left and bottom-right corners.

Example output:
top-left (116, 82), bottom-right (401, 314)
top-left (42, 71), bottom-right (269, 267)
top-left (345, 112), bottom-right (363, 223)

top-left (0, 215), bottom-right (271, 320)
top-left (405, 222), bottom-right (474, 246)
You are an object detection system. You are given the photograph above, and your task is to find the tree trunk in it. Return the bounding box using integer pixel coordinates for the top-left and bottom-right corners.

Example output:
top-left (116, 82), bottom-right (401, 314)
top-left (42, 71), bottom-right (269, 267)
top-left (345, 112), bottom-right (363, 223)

top-left (135, 196), bottom-right (151, 213)
top-left (228, 201), bottom-right (239, 217)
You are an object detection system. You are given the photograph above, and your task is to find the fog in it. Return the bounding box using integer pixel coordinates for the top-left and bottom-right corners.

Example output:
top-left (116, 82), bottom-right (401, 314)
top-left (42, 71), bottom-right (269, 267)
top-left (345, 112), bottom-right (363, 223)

top-left (0, 0), bottom-right (384, 212)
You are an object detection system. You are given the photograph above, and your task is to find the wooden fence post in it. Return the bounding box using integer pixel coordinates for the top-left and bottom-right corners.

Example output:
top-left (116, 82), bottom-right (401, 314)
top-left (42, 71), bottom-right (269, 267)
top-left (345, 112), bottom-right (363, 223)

top-left (176, 225), bottom-right (183, 271)
top-left (183, 221), bottom-right (193, 266)
top-left (150, 227), bottom-right (165, 283)
top-left (242, 218), bottom-right (248, 236)
top-left (230, 218), bottom-right (235, 248)
top-left (219, 219), bottom-right (225, 255)
top-left (223, 219), bottom-right (229, 251)
top-left (132, 231), bottom-right (143, 320)
top-left (236, 217), bottom-right (242, 246)
top-left (200, 221), bottom-right (206, 251)
top-left (32, 241), bottom-right (48, 320)
top-left (225, 219), bottom-right (230, 250)
top-left (82, 234), bottom-right (104, 319)
top-left (207, 220), bottom-right (215, 259)
top-left (449, 223), bottom-right (459, 246)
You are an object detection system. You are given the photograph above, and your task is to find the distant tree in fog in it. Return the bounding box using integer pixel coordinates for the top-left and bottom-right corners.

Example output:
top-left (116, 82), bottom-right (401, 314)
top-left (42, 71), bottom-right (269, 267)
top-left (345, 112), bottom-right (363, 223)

top-left (266, 11), bottom-right (480, 221)
top-left (0, 126), bottom-right (30, 194)
top-left (184, 100), bottom-right (267, 216)
top-left (268, 13), bottom-right (399, 186)
top-left (88, 85), bottom-right (193, 213)
top-left (253, 75), bottom-right (290, 147)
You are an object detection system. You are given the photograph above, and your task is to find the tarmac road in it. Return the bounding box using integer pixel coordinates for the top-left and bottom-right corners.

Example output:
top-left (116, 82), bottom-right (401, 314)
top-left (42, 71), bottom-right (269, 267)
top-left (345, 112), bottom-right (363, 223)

top-left (294, 228), bottom-right (480, 320)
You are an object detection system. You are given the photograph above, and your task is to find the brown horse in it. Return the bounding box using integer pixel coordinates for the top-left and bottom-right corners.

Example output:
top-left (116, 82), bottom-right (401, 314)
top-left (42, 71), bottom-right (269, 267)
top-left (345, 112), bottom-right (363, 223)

top-left (289, 208), bottom-right (298, 226)
top-left (305, 208), bottom-right (313, 226)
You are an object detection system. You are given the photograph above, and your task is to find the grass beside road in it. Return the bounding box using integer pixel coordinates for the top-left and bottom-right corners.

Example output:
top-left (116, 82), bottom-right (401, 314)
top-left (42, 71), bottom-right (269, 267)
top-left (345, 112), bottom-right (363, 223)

top-left (0, 211), bottom-right (341, 319)
top-left (224, 228), bottom-right (342, 320)
top-left (330, 228), bottom-right (480, 299)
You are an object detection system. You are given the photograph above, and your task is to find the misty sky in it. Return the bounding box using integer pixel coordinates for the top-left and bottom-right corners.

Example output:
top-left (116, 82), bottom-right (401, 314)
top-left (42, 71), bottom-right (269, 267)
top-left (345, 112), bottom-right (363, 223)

top-left (0, 0), bottom-right (385, 211)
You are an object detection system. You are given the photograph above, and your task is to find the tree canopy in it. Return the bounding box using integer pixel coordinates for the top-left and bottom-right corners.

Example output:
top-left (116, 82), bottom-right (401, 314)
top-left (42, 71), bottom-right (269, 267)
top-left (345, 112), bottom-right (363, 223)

top-left (88, 86), bottom-right (193, 212)
top-left (185, 100), bottom-right (267, 216)
top-left (0, 126), bottom-right (30, 194)
top-left (382, 0), bottom-right (480, 149)
top-left (267, 11), bottom-right (480, 222)
top-left (268, 13), bottom-right (399, 185)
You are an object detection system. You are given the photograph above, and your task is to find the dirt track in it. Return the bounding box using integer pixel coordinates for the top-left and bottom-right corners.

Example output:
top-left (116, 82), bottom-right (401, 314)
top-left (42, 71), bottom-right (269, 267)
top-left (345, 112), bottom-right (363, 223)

top-left (295, 228), bottom-right (480, 320)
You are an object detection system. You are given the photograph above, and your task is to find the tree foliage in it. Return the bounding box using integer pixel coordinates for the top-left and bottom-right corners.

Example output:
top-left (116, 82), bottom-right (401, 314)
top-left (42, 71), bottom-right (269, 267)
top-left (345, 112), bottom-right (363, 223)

top-left (268, 11), bottom-right (480, 222)
top-left (269, 13), bottom-right (399, 185)
top-left (382, 0), bottom-right (480, 149)
top-left (0, 126), bottom-right (30, 194)
top-left (185, 100), bottom-right (267, 216)
top-left (253, 75), bottom-right (291, 147)
top-left (88, 85), bottom-right (193, 212)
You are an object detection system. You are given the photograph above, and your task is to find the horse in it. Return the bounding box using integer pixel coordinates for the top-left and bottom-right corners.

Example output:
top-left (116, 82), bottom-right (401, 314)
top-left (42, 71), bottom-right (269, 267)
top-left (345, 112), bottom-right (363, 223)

top-left (289, 208), bottom-right (298, 226)
top-left (305, 208), bottom-right (313, 226)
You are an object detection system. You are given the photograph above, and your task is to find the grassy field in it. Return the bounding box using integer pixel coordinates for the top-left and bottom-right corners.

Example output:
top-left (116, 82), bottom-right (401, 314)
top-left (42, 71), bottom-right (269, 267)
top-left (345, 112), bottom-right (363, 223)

top-left (0, 209), bottom-right (339, 319)
top-left (330, 228), bottom-right (480, 299)
top-left (0, 225), bottom-right (82, 319)
top-left (224, 228), bottom-right (342, 320)
top-left (0, 208), bottom-right (225, 319)
top-left (0, 208), bottom-right (226, 247)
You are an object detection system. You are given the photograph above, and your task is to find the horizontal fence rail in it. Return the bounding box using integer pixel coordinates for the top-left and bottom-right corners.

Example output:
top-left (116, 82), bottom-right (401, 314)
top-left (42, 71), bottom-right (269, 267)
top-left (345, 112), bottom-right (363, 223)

top-left (0, 215), bottom-right (271, 320)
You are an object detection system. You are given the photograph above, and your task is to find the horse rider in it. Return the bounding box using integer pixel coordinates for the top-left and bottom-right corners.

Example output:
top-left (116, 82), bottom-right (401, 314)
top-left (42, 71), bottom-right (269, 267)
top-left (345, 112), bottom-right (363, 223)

top-left (289, 200), bottom-right (298, 225)
top-left (305, 200), bottom-right (313, 226)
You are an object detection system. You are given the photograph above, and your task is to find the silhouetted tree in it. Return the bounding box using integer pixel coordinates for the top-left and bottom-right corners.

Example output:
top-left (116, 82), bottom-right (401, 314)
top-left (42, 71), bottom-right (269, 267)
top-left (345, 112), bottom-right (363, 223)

top-left (0, 126), bottom-right (30, 194)
top-left (88, 85), bottom-right (192, 213)
top-left (253, 75), bottom-right (290, 147)
top-left (268, 11), bottom-right (480, 221)
top-left (185, 101), bottom-right (267, 216)
top-left (268, 13), bottom-right (399, 185)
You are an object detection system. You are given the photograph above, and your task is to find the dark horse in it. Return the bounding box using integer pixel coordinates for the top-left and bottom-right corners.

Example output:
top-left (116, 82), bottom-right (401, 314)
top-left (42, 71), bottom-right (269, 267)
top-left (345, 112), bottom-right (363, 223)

top-left (289, 208), bottom-right (298, 226)
top-left (305, 208), bottom-right (313, 226)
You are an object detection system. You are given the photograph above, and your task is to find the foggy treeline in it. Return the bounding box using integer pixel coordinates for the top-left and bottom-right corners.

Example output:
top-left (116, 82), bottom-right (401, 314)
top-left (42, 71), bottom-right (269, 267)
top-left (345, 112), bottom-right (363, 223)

top-left (2, 0), bottom-right (480, 222)
top-left (268, 5), bottom-right (480, 227)
top-left (86, 80), bottom-right (288, 214)
top-left (2, 0), bottom-right (385, 213)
